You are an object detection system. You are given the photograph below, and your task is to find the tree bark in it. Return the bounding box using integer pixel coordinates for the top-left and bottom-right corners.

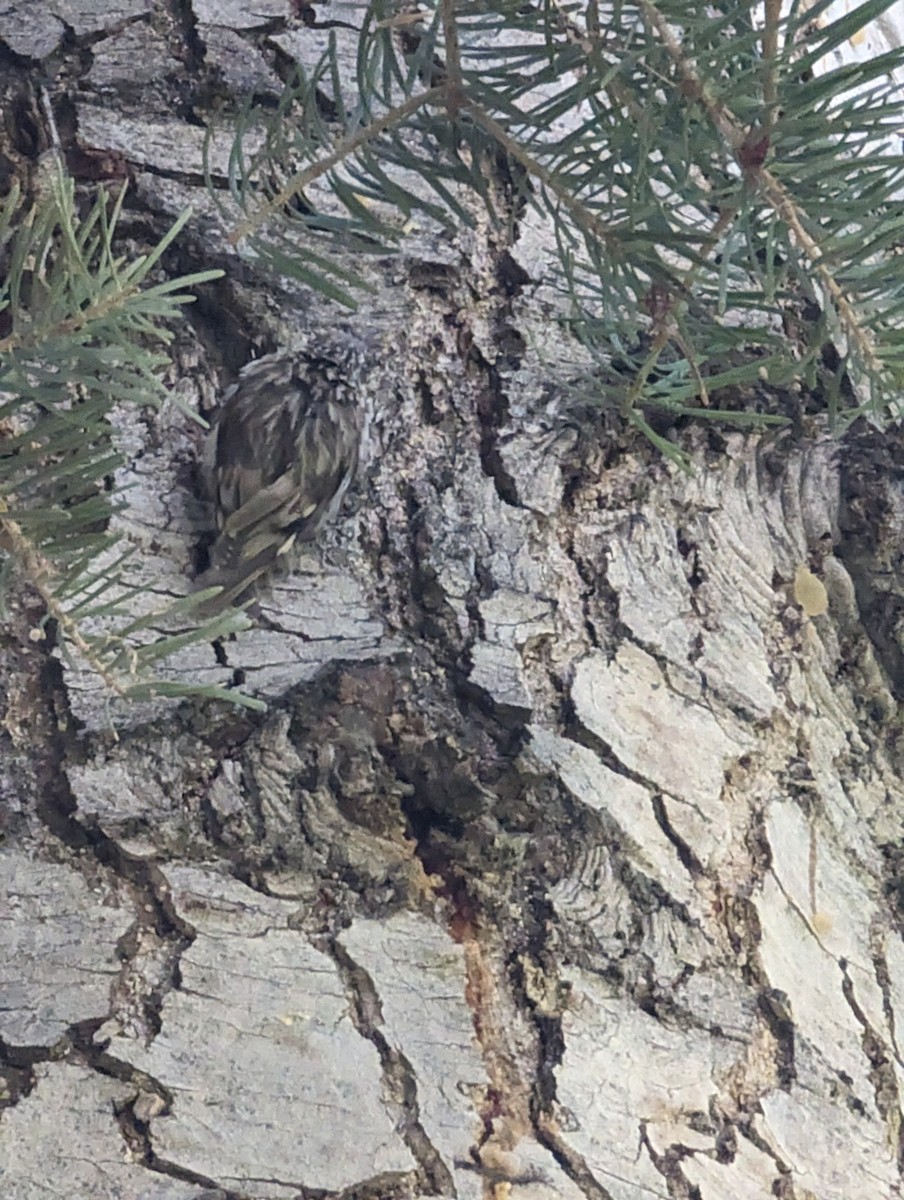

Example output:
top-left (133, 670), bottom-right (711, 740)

top-left (3, 5), bottom-right (904, 1200)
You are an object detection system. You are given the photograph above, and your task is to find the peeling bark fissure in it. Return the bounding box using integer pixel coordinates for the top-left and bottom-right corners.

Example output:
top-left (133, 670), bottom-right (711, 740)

top-left (3, 6), bottom-right (904, 1200)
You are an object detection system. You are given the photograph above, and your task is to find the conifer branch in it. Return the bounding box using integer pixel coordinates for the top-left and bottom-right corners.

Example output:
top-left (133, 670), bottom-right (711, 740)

top-left (216, 0), bottom-right (904, 440)
top-left (227, 86), bottom-right (446, 247)
top-left (0, 164), bottom-right (263, 711)
top-left (640, 0), bottom-right (882, 374)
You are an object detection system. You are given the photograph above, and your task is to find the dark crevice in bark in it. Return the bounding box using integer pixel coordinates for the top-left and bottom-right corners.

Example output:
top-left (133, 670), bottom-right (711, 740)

top-left (407, 259), bottom-right (463, 302)
top-left (650, 792), bottom-right (704, 876)
top-left (456, 682), bottom-right (533, 731)
top-left (557, 690), bottom-right (644, 786)
top-left (0, 41), bottom-right (36, 78)
top-left (878, 840), bottom-right (904, 935)
top-left (712, 1118), bottom-right (738, 1164)
top-left (199, 753), bottom-right (268, 850)
top-left (639, 1121), bottom-right (703, 1199)
top-left (404, 483), bottom-right (471, 656)
top-left (837, 422), bottom-right (904, 708)
top-left (0, 1034), bottom-right (41, 1079)
top-left (266, 44), bottom-right (339, 121)
top-left (27, 648), bottom-right (90, 840)
top-left (2, 78), bottom-right (44, 162)
top-left (184, 277), bottom-right (268, 377)
top-left (534, 1117), bottom-right (619, 1200)
top-left (124, 1124), bottom-right (250, 1200)
top-left (325, 938), bottom-right (455, 1196)
top-left (720, 892), bottom-right (765, 991)
top-left (0, 1049), bottom-right (33, 1112)
top-left (870, 932), bottom-right (902, 1079)
top-left (510, 892), bottom-right (567, 1119)
top-left (161, 0), bottom-right (207, 74)
top-left (460, 247), bottom-right (534, 512)
top-left (736, 801), bottom-right (772, 904)
top-left (564, 525), bottom-right (621, 652)
top-left (471, 349), bottom-right (521, 508)
top-left (311, 1174), bottom-right (425, 1200)
top-left (110, 915), bottom-right (190, 1040)
top-left (413, 366), bottom-right (442, 426)
top-left (757, 988), bottom-right (796, 1090)
top-left (733, 1115), bottom-right (794, 1188)
top-left (530, 1006), bottom-right (564, 1109)
top-left (839, 963), bottom-right (902, 1155)
top-left (79, 1031), bottom-right (160, 1090)
top-left (59, 800), bottom-right (192, 938)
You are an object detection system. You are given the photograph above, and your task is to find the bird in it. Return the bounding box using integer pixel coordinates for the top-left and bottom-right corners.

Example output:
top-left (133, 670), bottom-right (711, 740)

top-left (196, 347), bottom-right (364, 613)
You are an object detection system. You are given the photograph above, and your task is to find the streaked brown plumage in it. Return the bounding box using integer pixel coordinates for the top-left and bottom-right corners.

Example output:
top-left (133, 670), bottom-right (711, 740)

top-left (197, 349), bottom-right (362, 612)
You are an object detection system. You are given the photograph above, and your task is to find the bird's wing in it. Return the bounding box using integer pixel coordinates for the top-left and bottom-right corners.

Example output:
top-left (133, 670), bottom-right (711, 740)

top-left (219, 469), bottom-right (301, 540)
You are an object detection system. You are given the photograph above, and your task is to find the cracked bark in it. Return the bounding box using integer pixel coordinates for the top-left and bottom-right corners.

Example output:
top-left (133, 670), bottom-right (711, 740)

top-left (3, 4), bottom-right (904, 1200)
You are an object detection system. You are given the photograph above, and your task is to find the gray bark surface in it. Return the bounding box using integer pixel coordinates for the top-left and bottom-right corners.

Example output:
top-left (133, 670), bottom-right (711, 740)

top-left (2, 5), bottom-right (904, 1200)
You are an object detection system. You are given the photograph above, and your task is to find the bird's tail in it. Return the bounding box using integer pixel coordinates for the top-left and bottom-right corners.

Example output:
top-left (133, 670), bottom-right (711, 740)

top-left (194, 539), bottom-right (287, 616)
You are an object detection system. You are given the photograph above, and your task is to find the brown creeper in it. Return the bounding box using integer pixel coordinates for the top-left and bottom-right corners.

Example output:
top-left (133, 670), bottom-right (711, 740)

top-left (197, 348), bottom-right (363, 611)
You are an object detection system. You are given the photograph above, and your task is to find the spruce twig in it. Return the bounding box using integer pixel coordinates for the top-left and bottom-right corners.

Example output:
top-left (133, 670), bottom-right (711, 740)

top-left (212, 0), bottom-right (904, 438)
top-left (0, 163), bottom-right (262, 711)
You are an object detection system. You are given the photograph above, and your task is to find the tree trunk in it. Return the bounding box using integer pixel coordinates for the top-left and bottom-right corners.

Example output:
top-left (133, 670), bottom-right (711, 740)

top-left (3, 5), bottom-right (904, 1200)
